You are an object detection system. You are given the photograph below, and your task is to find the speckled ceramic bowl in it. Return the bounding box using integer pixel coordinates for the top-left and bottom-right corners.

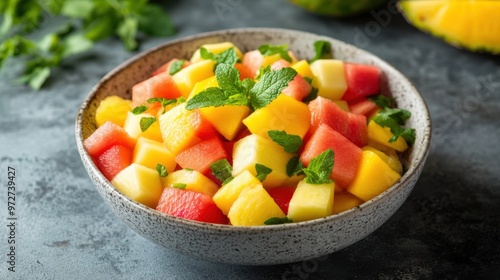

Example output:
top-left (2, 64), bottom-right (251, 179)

top-left (75, 28), bottom-right (431, 265)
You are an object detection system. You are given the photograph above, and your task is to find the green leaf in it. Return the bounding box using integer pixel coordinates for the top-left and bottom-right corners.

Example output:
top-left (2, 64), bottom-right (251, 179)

top-left (172, 183), bottom-right (186, 190)
top-left (264, 217), bottom-right (293, 225)
top-left (209, 159), bottom-right (233, 184)
top-left (309, 40), bottom-right (332, 63)
top-left (286, 156), bottom-right (304, 177)
top-left (302, 77), bottom-right (318, 103)
top-left (84, 16), bottom-right (117, 42)
top-left (16, 66), bottom-right (51, 90)
top-left (140, 117), bottom-right (156, 132)
top-left (215, 63), bottom-right (241, 95)
top-left (61, 0), bottom-right (95, 19)
top-left (137, 4), bottom-right (175, 37)
top-left (258, 44), bottom-right (292, 63)
top-left (185, 87), bottom-right (228, 109)
top-left (241, 78), bottom-right (256, 93)
top-left (62, 33), bottom-right (93, 58)
top-left (156, 164), bottom-right (168, 177)
top-left (132, 105), bottom-right (148, 114)
top-left (117, 16), bottom-right (139, 51)
top-left (200, 47), bottom-right (238, 66)
top-left (249, 67), bottom-right (297, 110)
top-left (255, 164), bottom-right (272, 182)
top-left (268, 130), bottom-right (303, 153)
top-left (147, 97), bottom-right (177, 107)
top-left (168, 59), bottom-right (185, 75)
top-left (303, 149), bottom-right (334, 184)
top-left (369, 94), bottom-right (394, 108)
top-left (255, 65), bottom-right (271, 80)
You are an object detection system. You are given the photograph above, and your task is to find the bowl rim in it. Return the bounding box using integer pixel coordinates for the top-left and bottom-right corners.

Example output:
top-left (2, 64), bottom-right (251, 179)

top-left (75, 27), bottom-right (432, 232)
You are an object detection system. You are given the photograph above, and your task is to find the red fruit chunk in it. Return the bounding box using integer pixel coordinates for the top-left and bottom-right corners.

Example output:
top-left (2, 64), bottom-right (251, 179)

top-left (151, 58), bottom-right (191, 76)
top-left (242, 50), bottom-right (264, 78)
top-left (156, 187), bottom-right (228, 224)
top-left (95, 145), bottom-right (132, 181)
top-left (267, 186), bottom-right (296, 214)
top-left (341, 63), bottom-right (381, 101)
top-left (300, 124), bottom-right (362, 188)
top-left (349, 97), bottom-right (379, 116)
top-left (132, 71), bottom-right (182, 107)
top-left (175, 137), bottom-right (228, 174)
top-left (346, 112), bottom-right (368, 147)
top-left (84, 121), bottom-right (135, 158)
top-left (234, 63), bottom-right (254, 80)
top-left (191, 110), bottom-right (219, 140)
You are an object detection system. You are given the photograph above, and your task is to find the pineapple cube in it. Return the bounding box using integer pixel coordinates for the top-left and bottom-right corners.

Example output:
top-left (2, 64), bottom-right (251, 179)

top-left (367, 121), bottom-right (409, 152)
top-left (123, 111), bottom-right (163, 142)
top-left (347, 150), bottom-right (402, 201)
top-left (310, 59), bottom-right (347, 100)
top-left (228, 184), bottom-right (285, 226)
top-left (362, 146), bottom-right (403, 174)
top-left (243, 94), bottom-right (311, 139)
top-left (133, 137), bottom-right (177, 172)
top-left (172, 60), bottom-right (216, 98)
top-left (232, 134), bottom-right (294, 188)
top-left (287, 179), bottom-right (335, 222)
top-left (291, 60), bottom-right (314, 80)
top-left (95, 95), bottom-right (132, 127)
top-left (190, 42), bottom-right (244, 63)
top-left (332, 191), bottom-right (364, 214)
top-left (162, 169), bottom-right (219, 197)
top-left (158, 104), bottom-right (200, 155)
top-left (213, 170), bottom-right (262, 215)
top-left (111, 163), bottom-right (163, 208)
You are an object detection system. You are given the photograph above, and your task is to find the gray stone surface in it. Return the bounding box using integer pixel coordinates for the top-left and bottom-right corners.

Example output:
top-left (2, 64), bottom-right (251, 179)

top-left (0, 0), bottom-right (499, 279)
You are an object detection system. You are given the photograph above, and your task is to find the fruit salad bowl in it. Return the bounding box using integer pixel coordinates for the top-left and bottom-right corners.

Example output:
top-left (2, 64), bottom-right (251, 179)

top-left (75, 28), bottom-right (431, 265)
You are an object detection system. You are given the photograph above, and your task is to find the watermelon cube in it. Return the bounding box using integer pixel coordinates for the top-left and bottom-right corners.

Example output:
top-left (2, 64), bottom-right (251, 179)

top-left (84, 121), bottom-right (136, 158)
top-left (175, 137), bottom-right (228, 174)
top-left (132, 70), bottom-right (182, 108)
top-left (95, 145), bottom-right (133, 181)
top-left (348, 97), bottom-right (379, 116)
top-left (151, 58), bottom-right (191, 76)
top-left (271, 59), bottom-right (312, 101)
top-left (341, 63), bottom-right (381, 102)
top-left (267, 186), bottom-right (296, 214)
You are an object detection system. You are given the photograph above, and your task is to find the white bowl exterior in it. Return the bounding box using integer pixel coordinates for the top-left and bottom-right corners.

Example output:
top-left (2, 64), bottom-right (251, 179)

top-left (76, 28), bottom-right (431, 265)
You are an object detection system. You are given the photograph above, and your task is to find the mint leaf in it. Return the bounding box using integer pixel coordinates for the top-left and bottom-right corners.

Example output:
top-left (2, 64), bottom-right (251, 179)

top-left (215, 63), bottom-right (241, 96)
top-left (210, 159), bottom-right (233, 183)
top-left (309, 40), bottom-right (332, 63)
top-left (132, 105), bottom-right (148, 114)
top-left (249, 67), bottom-right (297, 110)
top-left (241, 78), bottom-right (256, 92)
top-left (258, 44), bottom-right (292, 63)
top-left (156, 164), bottom-right (168, 177)
top-left (140, 117), bottom-right (156, 132)
top-left (371, 107), bottom-right (416, 145)
top-left (369, 94), bottom-right (394, 108)
top-left (172, 183), bottom-right (186, 190)
top-left (185, 87), bottom-right (230, 109)
top-left (147, 97), bottom-right (178, 107)
top-left (255, 65), bottom-right (271, 80)
top-left (200, 47), bottom-right (238, 66)
top-left (168, 59), bottom-right (185, 75)
top-left (255, 164), bottom-right (272, 182)
top-left (286, 156), bottom-right (304, 177)
top-left (16, 66), bottom-right (51, 90)
top-left (302, 77), bottom-right (318, 103)
top-left (268, 130), bottom-right (303, 153)
top-left (303, 149), bottom-right (334, 184)
top-left (264, 217), bottom-right (293, 225)
top-left (117, 16), bottom-right (139, 51)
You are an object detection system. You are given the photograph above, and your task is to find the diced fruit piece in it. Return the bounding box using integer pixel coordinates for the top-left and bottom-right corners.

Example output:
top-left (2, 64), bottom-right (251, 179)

top-left (292, 60), bottom-right (314, 80)
top-left (162, 169), bottom-right (219, 197)
top-left (133, 137), bottom-right (177, 172)
top-left (172, 60), bottom-right (216, 98)
top-left (111, 163), bottom-right (163, 208)
top-left (190, 42), bottom-right (244, 63)
top-left (213, 170), bottom-right (262, 215)
top-left (362, 146), bottom-right (403, 174)
top-left (158, 104), bottom-right (216, 155)
top-left (152, 58), bottom-right (191, 76)
top-left (123, 111), bottom-right (162, 142)
top-left (234, 63), bottom-right (254, 80)
top-left (367, 121), bottom-right (409, 152)
top-left (84, 121), bottom-right (136, 158)
top-left (349, 97), bottom-right (379, 116)
top-left (346, 112), bottom-right (368, 147)
top-left (309, 59), bottom-right (347, 100)
top-left (301, 124), bottom-right (362, 188)
top-left (228, 184), bottom-right (285, 226)
top-left (283, 173), bottom-right (305, 187)
top-left (271, 59), bottom-right (312, 101)
top-left (332, 192), bottom-right (364, 214)
top-left (243, 94), bottom-right (311, 139)
top-left (332, 100), bottom-right (350, 112)
top-left (175, 137), bottom-right (228, 174)
top-left (95, 145), bottom-right (133, 181)
top-left (287, 179), bottom-right (335, 222)
top-left (242, 50), bottom-right (283, 78)
top-left (232, 134), bottom-right (295, 188)
top-left (341, 63), bottom-right (381, 101)
top-left (267, 186), bottom-right (296, 214)
top-left (156, 187), bottom-right (228, 224)
top-left (95, 96), bottom-right (132, 127)
top-left (132, 71), bottom-right (182, 108)
top-left (347, 150), bottom-right (402, 201)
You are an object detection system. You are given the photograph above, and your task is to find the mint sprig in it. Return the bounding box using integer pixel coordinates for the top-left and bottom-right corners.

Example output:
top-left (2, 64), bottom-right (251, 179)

top-left (200, 47), bottom-right (238, 66)
top-left (139, 117), bottom-right (156, 132)
top-left (255, 164), bottom-right (272, 182)
top-left (268, 130), bottom-right (303, 153)
top-left (249, 67), bottom-right (297, 109)
top-left (371, 108), bottom-right (416, 145)
top-left (264, 217), bottom-right (293, 225)
top-left (168, 59), bottom-right (185, 75)
top-left (156, 164), bottom-right (168, 177)
top-left (303, 149), bottom-right (334, 184)
top-left (286, 156), bottom-right (304, 177)
top-left (132, 105), bottom-right (148, 115)
top-left (309, 40), bottom-right (332, 63)
top-left (258, 44), bottom-right (292, 63)
top-left (369, 94), bottom-right (394, 108)
top-left (210, 159), bottom-right (233, 184)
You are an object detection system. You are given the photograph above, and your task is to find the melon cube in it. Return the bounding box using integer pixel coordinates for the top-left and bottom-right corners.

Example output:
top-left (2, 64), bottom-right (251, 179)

top-left (287, 179), bottom-right (335, 222)
top-left (172, 60), bottom-right (216, 98)
top-left (123, 111), bottom-right (163, 142)
top-left (292, 60), bottom-right (314, 80)
top-left (213, 170), bottom-right (262, 215)
top-left (309, 59), bottom-right (347, 100)
top-left (111, 163), bottom-right (163, 208)
top-left (362, 146), bottom-right (403, 174)
top-left (161, 169), bottom-right (219, 197)
top-left (332, 191), bottom-right (364, 214)
top-left (227, 184), bottom-right (286, 226)
top-left (190, 42), bottom-right (244, 63)
top-left (367, 121), bottom-right (409, 152)
top-left (95, 96), bottom-right (132, 127)
top-left (133, 137), bottom-right (177, 172)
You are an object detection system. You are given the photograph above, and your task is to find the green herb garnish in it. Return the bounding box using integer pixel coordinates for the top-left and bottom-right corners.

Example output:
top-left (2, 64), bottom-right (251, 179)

top-left (302, 149), bottom-right (334, 184)
top-left (248, 67), bottom-right (297, 109)
top-left (302, 77), bottom-right (318, 103)
top-left (139, 117), bottom-right (156, 132)
top-left (255, 164), bottom-right (272, 182)
top-left (369, 94), bottom-right (394, 108)
top-left (168, 59), bottom-right (185, 75)
top-left (309, 40), bottom-right (332, 63)
top-left (210, 159), bottom-right (233, 184)
top-left (156, 164), bottom-right (168, 177)
top-left (264, 217), bottom-right (293, 225)
top-left (371, 108), bottom-right (416, 145)
top-left (286, 156), bottom-right (304, 177)
top-left (268, 130), bottom-right (303, 153)
top-left (132, 105), bottom-right (148, 115)
top-left (200, 47), bottom-right (238, 66)
top-left (172, 183), bottom-right (186, 190)
top-left (258, 44), bottom-right (292, 63)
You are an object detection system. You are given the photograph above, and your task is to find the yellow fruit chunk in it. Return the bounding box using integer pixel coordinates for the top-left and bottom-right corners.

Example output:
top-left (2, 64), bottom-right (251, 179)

top-left (243, 94), bottom-right (311, 139)
top-left (287, 179), bottom-right (335, 222)
top-left (232, 134), bottom-right (294, 188)
top-left (133, 137), bottom-right (177, 172)
top-left (158, 104), bottom-right (199, 155)
top-left (172, 60), bottom-right (216, 98)
top-left (347, 150), bottom-right (402, 202)
top-left (367, 121), bottom-right (408, 152)
top-left (95, 96), bottom-right (132, 127)
top-left (162, 169), bottom-right (219, 197)
top-left (291, 60), bottom-right (314, 79)
top-left (190, 42), bottom-right (244, 63)
top-left (213, 170), bottom-right (262, 215)
top-left (332, 100), bottom-right (350, 112)
top-left (332, 192), bottom-right (364, 214)
top-left (111, 163), bottom-right (163, 208)
top-left (362, 146), bottom-right (403, 174)
top-left (189, 76), bottom-right (250, 141)
top-left (309, 59), bottom-right (347, 100)
top-left (123, 111), bottom-right (163, 142)
top-left (228, 184), bottom-right (285, 226)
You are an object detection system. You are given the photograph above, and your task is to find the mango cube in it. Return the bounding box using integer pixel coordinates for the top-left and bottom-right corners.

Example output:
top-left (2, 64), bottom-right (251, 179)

top-left (172, 60), bottom-right (216, 98)
top-left (367, 121), bottom-right (409, 152)
top-left (228, 184), bottom-right (285, 226)
top-left (158, 104), bottom-right (200, 155)
top-left (292, 60), bottom-right (314, 80)
top-left (111, 163), bottom-right (163, 208)
top-left (162, 169), bottom-right (219, 197)
top-left (123, 111), bottom-right (163, 142)
top-left (243, 94), bottom-right (311, 139)
top-left (362, 146), bottom-right (403, 174)
top-left (190, 42), bottom-right (244, 63)
top-left (133, 137), bottom-right (177, 172)
top-left (287, 179), bottom-right (335, 222)
top-left (95, 95), bottom-right (132, 127)
top-left (232, 134), bottom-right (294, 188)
top-left (347, 150), bottom-right (402, 201)
top-left (213, 170), bottom-right (262, 215)
top-left (332, 191), bottom-right (364, 214)
top-left (310, 59), bottom-right (347, 100)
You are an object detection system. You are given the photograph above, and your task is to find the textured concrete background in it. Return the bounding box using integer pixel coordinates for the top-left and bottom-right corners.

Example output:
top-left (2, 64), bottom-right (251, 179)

top-left (1, 0), bottom-right (499, 279)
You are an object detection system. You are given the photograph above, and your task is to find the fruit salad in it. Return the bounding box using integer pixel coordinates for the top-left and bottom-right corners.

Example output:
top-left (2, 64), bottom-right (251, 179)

top-left (84, 41), bottom-right (415, 226)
